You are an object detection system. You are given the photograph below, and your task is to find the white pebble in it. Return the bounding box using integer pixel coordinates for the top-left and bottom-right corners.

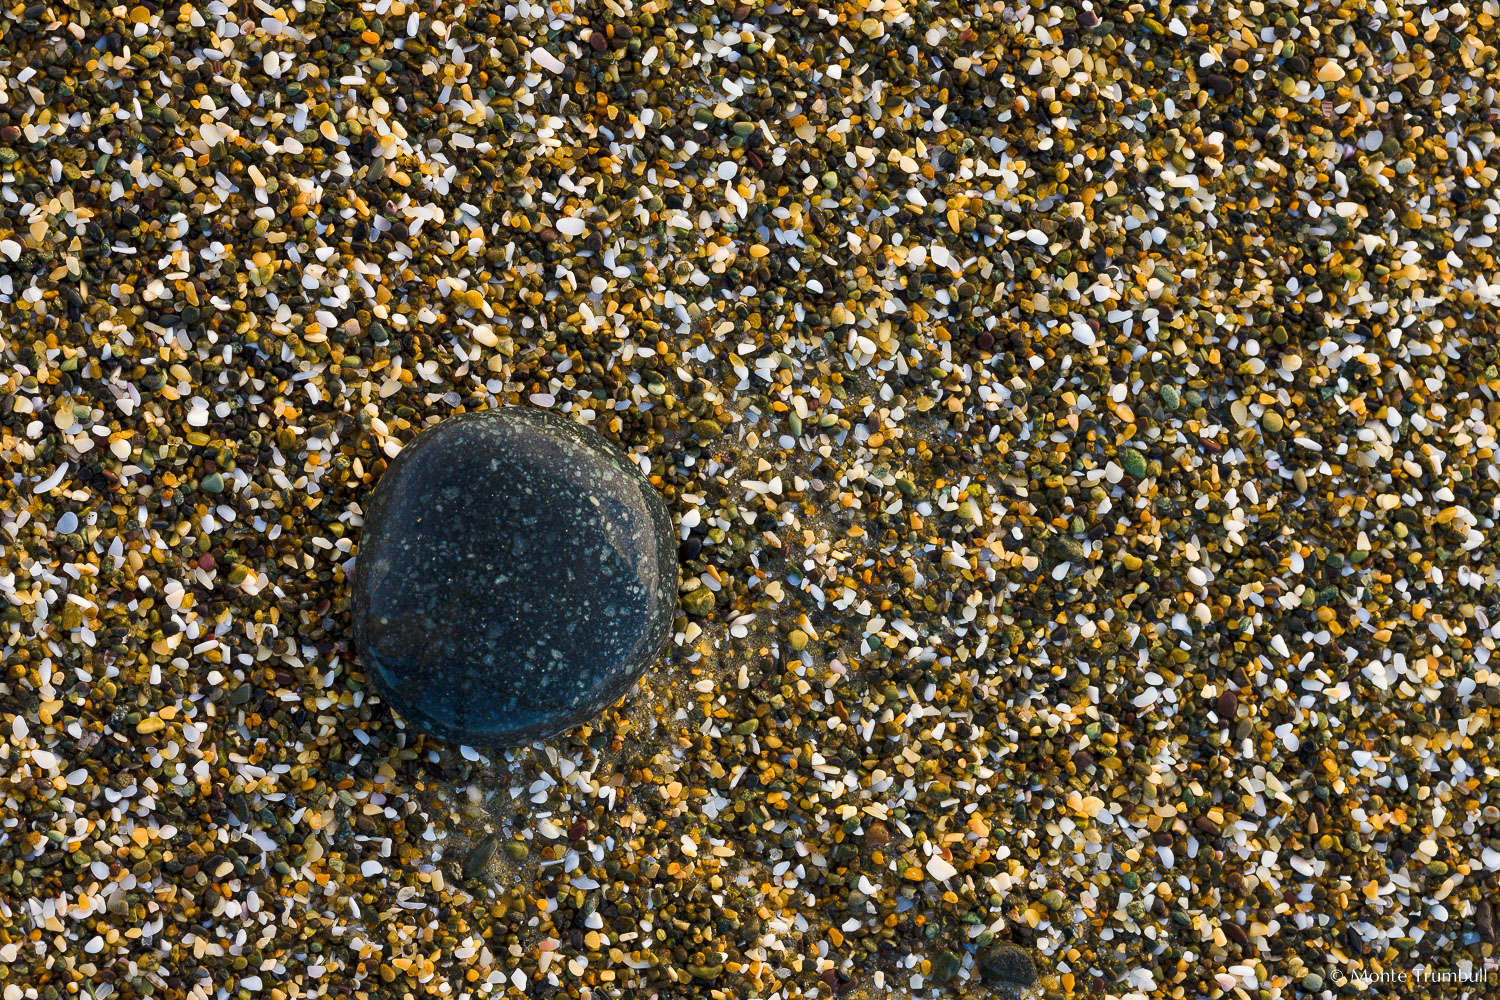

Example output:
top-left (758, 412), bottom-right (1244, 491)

top-left (531, 47), bottom-right (565, 73)
top-left (34, 462), bottom-right (69, 493)
top-left (556, 217), bottom-right (586, 237)
top-left (925, 855), bottom-right (957, 881)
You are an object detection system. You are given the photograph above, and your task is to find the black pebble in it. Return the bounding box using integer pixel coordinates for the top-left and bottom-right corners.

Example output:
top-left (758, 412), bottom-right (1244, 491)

top-left (977, 942), bottom-right (1038, 989)
top-left (1479, 901), bottom-right (1497, 942)
top-left (1204, 74), bottom-right (1235, 97)
top-left (353, 407), bottom-right (678, 746)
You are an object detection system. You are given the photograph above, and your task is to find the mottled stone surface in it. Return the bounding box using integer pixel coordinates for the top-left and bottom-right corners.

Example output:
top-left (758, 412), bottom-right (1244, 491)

top-left (353, 407), bottom-right (677, 746)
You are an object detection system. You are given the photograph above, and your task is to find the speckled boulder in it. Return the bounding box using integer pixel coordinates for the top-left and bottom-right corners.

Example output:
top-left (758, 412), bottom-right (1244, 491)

top-left (353, 407), bottom-right (677, 746)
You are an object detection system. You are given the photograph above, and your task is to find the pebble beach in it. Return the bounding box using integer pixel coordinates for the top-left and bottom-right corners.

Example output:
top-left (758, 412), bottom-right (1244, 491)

top-left (3, 1), bottom-right (1500, 999)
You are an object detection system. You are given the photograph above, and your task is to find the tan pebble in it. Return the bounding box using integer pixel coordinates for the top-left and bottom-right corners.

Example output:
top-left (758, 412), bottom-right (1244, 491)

top-left (1317, 61), bottom-right (1346, 82)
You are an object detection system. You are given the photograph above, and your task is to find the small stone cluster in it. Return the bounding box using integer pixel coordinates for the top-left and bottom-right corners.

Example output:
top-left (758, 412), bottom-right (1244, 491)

top-left (3, 1), bottom-right (1500, 999)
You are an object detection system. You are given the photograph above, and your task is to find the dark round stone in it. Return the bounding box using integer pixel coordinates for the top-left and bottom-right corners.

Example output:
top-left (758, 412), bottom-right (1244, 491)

top-left (353, 407), bottom-right (677, 746)
top-left (977, 942), bottom-right (1038, 990)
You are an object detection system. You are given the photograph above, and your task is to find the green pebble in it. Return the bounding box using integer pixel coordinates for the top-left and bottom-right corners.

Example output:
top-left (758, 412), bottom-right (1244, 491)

top-left (932, 949), bottom-right (962, 982)
top-left (462, 834), bottom-right (498, 880)
top-left (682, 587), bottom-right (716, 616)
top-left (1121, 448), bottom-right (1148, 479)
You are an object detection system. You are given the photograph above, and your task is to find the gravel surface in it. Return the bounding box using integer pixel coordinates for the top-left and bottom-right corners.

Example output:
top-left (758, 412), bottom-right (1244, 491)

top-left (2, 1), bottom-right (1500, 999)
